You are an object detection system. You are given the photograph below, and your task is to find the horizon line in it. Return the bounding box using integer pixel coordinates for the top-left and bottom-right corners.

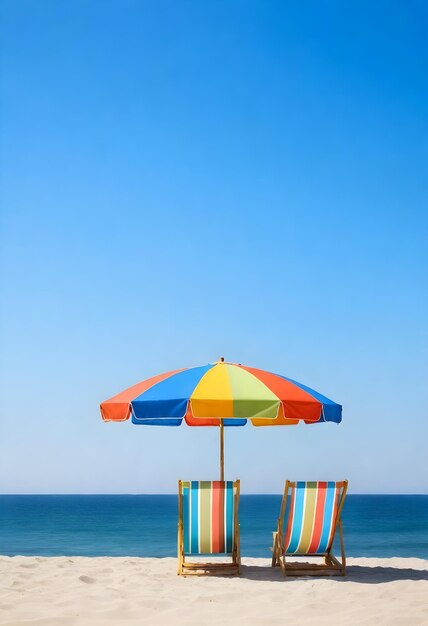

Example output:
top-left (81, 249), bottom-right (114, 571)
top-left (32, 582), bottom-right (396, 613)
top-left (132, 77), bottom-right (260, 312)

top-left (1, 492), bottom-right (427, 497)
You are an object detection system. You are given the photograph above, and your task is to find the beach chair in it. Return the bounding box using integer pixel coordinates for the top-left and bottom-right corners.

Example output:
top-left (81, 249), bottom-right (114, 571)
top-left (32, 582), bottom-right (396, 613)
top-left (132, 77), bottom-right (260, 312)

top-left (178, 480), bottom-right (241, 576)
top-left (271, 480), bottom-right (348, 576)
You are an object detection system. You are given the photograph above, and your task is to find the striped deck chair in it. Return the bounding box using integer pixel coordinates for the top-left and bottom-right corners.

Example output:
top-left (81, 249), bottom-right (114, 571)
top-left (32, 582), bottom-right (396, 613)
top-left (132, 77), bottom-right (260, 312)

top-left (178, 480), bottom-right (241, 576)
top-left (272, 480), bottom-right (348, 576)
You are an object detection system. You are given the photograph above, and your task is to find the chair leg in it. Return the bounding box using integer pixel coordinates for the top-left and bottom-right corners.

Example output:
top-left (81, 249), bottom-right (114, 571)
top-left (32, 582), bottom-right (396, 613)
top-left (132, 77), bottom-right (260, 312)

top-left (178, 551), bottom-right (184, 576)
top-left (177, 525), bottom-right (181, 575)
top-left (272, 533), bottom-right (287, 576)
top-left (233, 527), bottom-right (241, 574)
top-left (339, 520), bottom-right (346, 575)
top-left (271, 532), bottom-right (279, 567)
top-left (177, 522), bottom-right (184, 576)
top-left (325, 521), bottom-right (346, 575)
top-left (237, 530), bottom-right (241, 574)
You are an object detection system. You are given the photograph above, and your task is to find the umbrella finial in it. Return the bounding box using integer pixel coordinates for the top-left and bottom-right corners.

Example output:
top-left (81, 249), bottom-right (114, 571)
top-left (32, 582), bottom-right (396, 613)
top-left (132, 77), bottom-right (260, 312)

top-left (219, 356), bottom-right (225, 363)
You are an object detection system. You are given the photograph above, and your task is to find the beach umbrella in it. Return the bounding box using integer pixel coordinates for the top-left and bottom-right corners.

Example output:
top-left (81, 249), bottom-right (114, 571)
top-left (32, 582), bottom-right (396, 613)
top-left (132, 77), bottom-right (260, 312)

top-left (100, 358), bottom-right (342, 479)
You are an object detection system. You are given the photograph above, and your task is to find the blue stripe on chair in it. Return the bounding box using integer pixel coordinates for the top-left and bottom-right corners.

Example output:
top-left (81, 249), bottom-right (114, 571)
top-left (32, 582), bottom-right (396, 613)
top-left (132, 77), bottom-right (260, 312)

top-left (225, 481), bottom-right (234, 554)
top-left (317, 481), bottom-right (336, 553)
top-left (182, 484), bottom-right (190, 554)
top-left (286, 481), bottom-right (306, 553)
top-left (190, 481), bottom-right (199, 554)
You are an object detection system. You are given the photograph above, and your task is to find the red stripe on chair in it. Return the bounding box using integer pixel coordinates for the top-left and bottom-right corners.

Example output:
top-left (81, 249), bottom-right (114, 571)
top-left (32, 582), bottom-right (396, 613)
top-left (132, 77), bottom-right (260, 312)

top-left (211, 482), bottom-right (225, 553)
top-left (307, 482), bottom-right (327, 553)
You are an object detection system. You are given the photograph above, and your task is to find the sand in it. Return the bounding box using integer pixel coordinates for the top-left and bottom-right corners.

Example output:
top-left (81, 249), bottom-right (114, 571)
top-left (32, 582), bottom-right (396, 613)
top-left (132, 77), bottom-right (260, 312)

top-left (0, 556), bottom-right (427, 626)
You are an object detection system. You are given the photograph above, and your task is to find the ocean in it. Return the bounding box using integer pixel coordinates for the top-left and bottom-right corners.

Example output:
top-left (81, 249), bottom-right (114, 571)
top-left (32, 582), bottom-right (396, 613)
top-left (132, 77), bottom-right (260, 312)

top-left (1, 495), bottom-right (427, 558)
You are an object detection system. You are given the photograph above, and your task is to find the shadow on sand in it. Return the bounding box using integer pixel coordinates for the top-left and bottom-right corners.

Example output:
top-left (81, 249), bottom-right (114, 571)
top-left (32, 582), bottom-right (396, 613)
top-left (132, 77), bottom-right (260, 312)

top-left (240, 564), bottom-right (428, 584)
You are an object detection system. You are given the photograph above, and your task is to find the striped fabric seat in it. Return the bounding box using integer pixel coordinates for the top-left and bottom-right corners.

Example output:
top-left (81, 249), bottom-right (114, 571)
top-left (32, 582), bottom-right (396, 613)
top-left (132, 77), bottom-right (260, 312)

top-left (283, 481), bottom-right (341, 555)
top-left (182, 481), bottom-right (235, 555)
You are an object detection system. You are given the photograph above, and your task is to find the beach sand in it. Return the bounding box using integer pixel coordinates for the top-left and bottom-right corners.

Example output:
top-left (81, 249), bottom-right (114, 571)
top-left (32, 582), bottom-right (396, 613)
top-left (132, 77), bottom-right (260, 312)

top-left (0, 556), bottom-right (427, 625)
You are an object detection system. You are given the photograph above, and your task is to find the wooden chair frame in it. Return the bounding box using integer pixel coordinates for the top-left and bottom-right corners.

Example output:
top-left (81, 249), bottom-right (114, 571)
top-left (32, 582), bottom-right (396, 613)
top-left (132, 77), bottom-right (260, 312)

top-left (271, 480), bottom-right (348, 576)
top-left (178, 479), bottom-right (241, 576)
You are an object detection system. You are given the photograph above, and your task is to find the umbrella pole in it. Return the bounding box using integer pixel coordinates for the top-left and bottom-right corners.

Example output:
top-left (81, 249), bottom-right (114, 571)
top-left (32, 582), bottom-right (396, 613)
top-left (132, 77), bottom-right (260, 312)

top-left (220, 419), bottom-right (224, 481)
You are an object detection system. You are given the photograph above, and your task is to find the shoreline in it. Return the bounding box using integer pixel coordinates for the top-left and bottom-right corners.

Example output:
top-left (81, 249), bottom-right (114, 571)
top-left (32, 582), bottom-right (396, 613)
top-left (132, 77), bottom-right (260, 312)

top-left (1, 556), bottom-right (427, 625)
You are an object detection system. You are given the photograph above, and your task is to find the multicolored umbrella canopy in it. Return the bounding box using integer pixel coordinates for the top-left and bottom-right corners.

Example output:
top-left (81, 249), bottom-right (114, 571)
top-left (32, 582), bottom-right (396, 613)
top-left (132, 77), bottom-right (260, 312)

top-left (101, 358), bottom-right (342, 478)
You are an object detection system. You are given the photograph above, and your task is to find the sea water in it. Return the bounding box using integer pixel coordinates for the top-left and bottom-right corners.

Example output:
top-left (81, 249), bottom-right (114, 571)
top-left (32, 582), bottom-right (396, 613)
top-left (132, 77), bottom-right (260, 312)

top-left (1, 495), bottom-right (427, 558)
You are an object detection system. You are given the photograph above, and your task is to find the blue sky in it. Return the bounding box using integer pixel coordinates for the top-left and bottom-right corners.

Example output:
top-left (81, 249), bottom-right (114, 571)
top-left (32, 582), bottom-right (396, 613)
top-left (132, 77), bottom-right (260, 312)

top-left (1, 1), bottom-right (427, 494)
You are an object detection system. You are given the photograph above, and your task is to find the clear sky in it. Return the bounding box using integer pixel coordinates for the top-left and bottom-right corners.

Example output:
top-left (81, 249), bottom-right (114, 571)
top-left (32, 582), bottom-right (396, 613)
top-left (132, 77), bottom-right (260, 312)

top-left (1, 1), bottom-right (427, 494)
